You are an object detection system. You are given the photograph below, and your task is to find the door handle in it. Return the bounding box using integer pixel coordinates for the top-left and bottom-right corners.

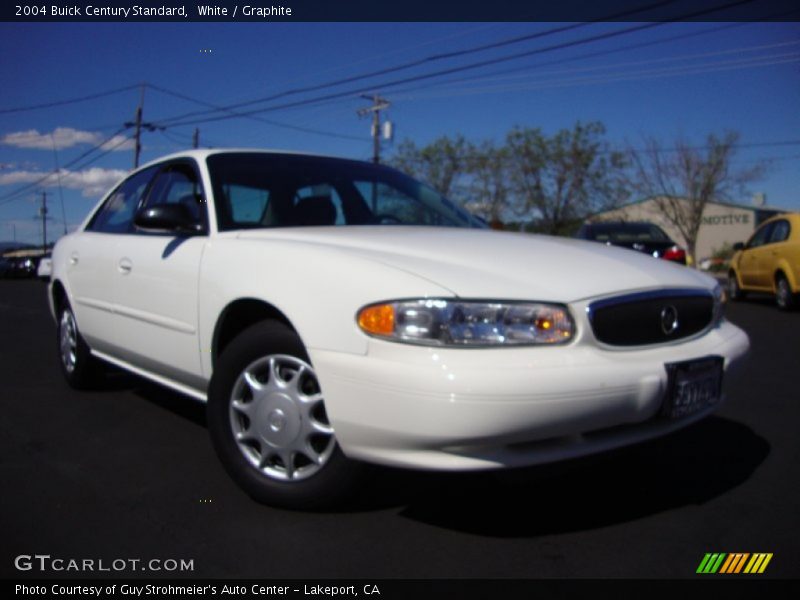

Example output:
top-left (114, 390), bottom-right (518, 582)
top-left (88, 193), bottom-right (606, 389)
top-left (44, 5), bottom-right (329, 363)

top-left (69, 253), bottom-right (79, 265)
top-left (118, 258), bottom-right (133, 274)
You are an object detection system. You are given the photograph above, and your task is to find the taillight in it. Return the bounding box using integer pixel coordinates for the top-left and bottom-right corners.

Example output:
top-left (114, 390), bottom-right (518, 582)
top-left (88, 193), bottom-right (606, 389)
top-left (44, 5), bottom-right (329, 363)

top-left (663, 245), bottom-right (686, 263)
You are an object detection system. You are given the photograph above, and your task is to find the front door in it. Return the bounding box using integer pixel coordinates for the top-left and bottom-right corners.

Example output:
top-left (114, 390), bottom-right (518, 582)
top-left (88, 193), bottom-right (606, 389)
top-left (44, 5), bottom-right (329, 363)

top-left (109, 161), bottom-right (209, 390)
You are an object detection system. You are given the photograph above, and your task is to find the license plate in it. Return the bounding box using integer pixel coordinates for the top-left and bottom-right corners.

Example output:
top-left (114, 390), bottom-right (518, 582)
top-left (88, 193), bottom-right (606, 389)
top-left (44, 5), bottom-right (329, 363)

top-left (661, 357), bottom-right (723, 419)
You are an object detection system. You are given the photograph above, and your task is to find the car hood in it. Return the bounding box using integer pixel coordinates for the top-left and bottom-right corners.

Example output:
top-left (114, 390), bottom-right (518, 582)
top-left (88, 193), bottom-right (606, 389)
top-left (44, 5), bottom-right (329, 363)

top-left (236, 227), bottom-right (714, 302)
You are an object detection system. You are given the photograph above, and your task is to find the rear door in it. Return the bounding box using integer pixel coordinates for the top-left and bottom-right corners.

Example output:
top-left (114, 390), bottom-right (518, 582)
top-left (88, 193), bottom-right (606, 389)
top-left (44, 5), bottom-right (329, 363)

top-left (64, 166), bottom-right (158, 352)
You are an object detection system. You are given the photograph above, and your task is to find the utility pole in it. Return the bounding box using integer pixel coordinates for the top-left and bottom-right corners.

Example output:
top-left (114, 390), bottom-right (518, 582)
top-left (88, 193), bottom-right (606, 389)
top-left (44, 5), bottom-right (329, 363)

top-left (357, 94), bottom-right (391, 164)
top-left (124, 85), bottom-right (163, 168)
top-left (39, 191), bottom-right (48, 253)
top-left (193, 128), bottom-right (200, 149)
top-left (131, 85), bottom-right (144, 168)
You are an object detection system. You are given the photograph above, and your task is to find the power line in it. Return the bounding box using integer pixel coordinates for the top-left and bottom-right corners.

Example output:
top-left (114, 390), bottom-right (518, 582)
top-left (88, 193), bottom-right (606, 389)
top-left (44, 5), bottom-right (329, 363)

top-left (157, 0), bottom-right (759, 130)
top-left (146, 83), bottom-right (366, 142)
top-left (152, 0), bottom-right (688, 128)
top-left (159, 129), bottom-right (192, 150)
top-left (0, 132), bottom-right (131, 210)
top-left (0, 83), bottom-right (141, 115)
top-left (384, 10), bottom-right (800, 98)
top-left (69, 133), bottom-right (133, 171)
top-left (0, 127), bottom-right (131, 206)
top-left (389, 53), bottom-right (800, 100)
top-left (50, 134), bottom-right (68, 235)
top-left (403, 39), bottom-right (800, 92)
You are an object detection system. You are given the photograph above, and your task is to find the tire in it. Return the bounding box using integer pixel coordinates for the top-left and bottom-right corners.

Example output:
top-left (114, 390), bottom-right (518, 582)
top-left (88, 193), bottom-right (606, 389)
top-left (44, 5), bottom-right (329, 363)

top-left (727, 272), bottom-right (746, 302)
top-left (775, 274), bottom-right (796, 311)
top-left (207, 320), bottom-right (363, 509)
top-left (57, 302), bottom-right (102, 389)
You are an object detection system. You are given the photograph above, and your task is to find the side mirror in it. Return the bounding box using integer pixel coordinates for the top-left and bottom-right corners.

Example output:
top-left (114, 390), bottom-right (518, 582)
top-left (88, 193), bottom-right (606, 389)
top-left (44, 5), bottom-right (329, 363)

top-left (135, 203), bottom-right (203, 234)
top-left (732, 242), bottom-right (745, 252)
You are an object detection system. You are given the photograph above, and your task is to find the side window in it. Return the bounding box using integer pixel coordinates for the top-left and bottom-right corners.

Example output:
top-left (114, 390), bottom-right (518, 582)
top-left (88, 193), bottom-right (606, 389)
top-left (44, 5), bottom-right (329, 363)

top-left (142, 163), bottom-right (206, 228)
top-left (223, 184), bottom-right (271, 227)
top-left (87, 166), bottom-right (157, 233)
top-left (293, 184), bottom-right (344, 226)
top-left (747, 223), bottom-right (774, 249)
top-left (768, 220), bottom-right (790, 244)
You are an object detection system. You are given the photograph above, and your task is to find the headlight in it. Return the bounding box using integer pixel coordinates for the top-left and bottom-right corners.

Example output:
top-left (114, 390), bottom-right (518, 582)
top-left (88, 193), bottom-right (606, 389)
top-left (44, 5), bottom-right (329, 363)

top-left (357, 299), bottom-right (575, 347)
top-left (712, 283), bottom-right (726, 326)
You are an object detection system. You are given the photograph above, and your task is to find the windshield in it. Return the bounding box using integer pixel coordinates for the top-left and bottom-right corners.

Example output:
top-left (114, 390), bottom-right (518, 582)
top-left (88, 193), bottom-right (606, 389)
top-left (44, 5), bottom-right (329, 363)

top-left (206, 152), bottom-right (482, 231)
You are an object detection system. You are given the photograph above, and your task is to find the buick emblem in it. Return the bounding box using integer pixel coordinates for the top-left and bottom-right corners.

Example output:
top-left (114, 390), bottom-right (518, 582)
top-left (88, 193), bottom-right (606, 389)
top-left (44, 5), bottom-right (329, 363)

top-left (660, 305), bottom-right (679, 335)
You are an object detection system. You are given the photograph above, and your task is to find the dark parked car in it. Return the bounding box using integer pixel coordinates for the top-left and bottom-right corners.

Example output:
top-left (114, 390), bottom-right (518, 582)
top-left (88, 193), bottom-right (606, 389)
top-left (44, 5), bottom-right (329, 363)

top-left (0, 256), bottom-right (11, 278)
top-left (576, 221), bottom-right (687, 265)
top-left (5, 256), bottom-right (39, 278)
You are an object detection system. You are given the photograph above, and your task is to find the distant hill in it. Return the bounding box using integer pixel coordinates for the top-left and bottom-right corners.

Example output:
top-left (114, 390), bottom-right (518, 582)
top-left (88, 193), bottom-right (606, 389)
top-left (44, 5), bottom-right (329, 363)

top-left (0, 242), bottom-right (35, 254)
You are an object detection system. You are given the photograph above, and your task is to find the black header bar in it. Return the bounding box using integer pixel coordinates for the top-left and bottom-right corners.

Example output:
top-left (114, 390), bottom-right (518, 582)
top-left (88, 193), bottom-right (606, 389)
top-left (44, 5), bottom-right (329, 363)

top-left (3, 0), bottom-right (800, 23)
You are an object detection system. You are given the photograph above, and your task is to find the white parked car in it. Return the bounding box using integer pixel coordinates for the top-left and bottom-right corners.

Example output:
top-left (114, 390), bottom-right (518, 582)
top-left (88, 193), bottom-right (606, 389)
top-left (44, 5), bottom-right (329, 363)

top-left (37, 256), bottom-right (52, 280)
top-left (50, 150), bottom-right (749, 509)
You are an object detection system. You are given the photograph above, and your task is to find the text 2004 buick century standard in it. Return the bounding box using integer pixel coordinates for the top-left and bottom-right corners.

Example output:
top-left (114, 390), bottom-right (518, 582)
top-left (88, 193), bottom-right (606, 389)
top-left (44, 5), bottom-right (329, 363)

top-left (49, 150), bottom-right (749, 508)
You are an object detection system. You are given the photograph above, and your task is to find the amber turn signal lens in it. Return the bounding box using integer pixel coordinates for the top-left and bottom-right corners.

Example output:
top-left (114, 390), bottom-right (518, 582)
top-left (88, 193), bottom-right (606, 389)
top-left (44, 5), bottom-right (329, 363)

top-left (358, 304), bottom-right (395, 336)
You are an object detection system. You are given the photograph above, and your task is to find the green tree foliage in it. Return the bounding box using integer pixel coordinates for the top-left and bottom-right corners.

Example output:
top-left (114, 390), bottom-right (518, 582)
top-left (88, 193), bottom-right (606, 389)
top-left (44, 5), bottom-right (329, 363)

top-left (506, 122), bottom-right (629, 235)
top-left (389, 121), bottom-right (629, 234)
top-left (389, 134), bottom-right (470, 201)
top-left (463, 141), bottom-right (511, 226)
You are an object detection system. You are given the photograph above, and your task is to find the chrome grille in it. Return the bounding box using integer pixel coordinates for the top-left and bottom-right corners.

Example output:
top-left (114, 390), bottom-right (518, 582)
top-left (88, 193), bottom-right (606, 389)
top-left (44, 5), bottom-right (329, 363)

top-left (587, 289), bottom-right (714, 346)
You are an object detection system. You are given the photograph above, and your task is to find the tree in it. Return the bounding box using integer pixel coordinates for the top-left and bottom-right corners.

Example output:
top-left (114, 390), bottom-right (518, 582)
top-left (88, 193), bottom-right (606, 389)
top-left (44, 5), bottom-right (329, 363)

top-left (506, 122), bottom-right (628, 235)
top-left (627, 131), bottom-right (765, 263)
top-left (389, 134), bottom-right (469, 200)
top-left (463, 141), bottom-right (511, 226)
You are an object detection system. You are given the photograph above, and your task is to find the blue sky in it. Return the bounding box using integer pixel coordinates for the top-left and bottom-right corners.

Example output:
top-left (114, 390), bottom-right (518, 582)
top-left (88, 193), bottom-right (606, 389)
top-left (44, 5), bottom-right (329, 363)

top-left (1, 20), bottom-right (798, 245)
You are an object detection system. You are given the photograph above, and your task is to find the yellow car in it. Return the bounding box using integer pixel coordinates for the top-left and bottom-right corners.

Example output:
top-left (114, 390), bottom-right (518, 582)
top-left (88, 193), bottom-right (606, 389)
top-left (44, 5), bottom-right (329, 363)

top-left (728, 212), bottom-right (800, 310)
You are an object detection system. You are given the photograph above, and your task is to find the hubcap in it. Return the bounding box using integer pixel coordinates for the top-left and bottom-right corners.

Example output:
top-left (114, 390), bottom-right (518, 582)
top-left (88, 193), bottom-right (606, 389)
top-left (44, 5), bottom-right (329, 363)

top-left (229, 354), bottom-right (334, 482)
top-left (59, 310), bottom-right (78, 373)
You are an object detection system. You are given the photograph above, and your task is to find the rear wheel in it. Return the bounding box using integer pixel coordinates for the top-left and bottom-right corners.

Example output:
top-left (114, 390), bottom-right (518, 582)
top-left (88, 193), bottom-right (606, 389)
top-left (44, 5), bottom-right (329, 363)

top-left (775, 274), bottom-right (795, 310)
top-left (57, 303), bottom-right (102, 389)
top-left (207, 320), bottom-right (362, 509)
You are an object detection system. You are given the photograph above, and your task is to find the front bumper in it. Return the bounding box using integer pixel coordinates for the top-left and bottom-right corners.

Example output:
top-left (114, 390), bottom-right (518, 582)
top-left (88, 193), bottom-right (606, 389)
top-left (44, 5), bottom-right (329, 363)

top-left (309, 320), bottom-right (749, 470)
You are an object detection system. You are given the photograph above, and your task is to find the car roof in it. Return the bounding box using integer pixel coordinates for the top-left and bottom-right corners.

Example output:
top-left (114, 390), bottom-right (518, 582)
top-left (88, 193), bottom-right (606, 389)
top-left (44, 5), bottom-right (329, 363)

top-left (760, 211), bottom-right (800, 225)
top-left (136, 148), bottom-right (369, 171)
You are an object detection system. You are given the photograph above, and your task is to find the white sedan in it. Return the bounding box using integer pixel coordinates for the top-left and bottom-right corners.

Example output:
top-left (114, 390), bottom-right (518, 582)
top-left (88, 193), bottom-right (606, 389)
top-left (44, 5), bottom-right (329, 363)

top-left (37, 256), bottom-right (52, 280)
top-left (50, 149), bottom-right (749, 509)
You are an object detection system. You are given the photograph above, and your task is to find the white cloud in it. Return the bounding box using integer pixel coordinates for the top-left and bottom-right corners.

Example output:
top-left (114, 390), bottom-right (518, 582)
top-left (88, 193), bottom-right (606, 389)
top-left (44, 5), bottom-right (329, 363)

top-left (0, 161), bottom-right (38, 170)
top-left (0, 167), bottom-right (127, 197)
top-left (1, 127), bottom-right (134, 151)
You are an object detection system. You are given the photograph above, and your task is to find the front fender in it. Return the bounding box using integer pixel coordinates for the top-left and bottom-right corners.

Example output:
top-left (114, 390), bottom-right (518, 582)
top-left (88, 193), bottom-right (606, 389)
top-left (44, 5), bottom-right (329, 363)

top-left (774, 259), bottom-right (798, 292)
top-left (197, 237), bottom-right (453, 379)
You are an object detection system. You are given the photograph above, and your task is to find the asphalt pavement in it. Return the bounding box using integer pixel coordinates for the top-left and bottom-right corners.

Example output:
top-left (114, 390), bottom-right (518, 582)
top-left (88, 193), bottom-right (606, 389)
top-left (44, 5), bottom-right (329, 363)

top-left (1, 279), bottom-right (798, 579)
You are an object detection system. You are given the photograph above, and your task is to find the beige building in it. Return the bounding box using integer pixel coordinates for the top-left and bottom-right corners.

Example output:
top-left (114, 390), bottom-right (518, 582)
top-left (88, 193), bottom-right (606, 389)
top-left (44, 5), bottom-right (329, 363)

top-left (589, 197), bottom-right (784, 263)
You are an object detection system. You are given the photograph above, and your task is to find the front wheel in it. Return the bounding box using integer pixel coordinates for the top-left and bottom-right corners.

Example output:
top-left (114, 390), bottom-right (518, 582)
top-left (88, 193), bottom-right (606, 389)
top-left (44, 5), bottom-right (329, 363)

top-left (207, 320), bottom-right (363, 509)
